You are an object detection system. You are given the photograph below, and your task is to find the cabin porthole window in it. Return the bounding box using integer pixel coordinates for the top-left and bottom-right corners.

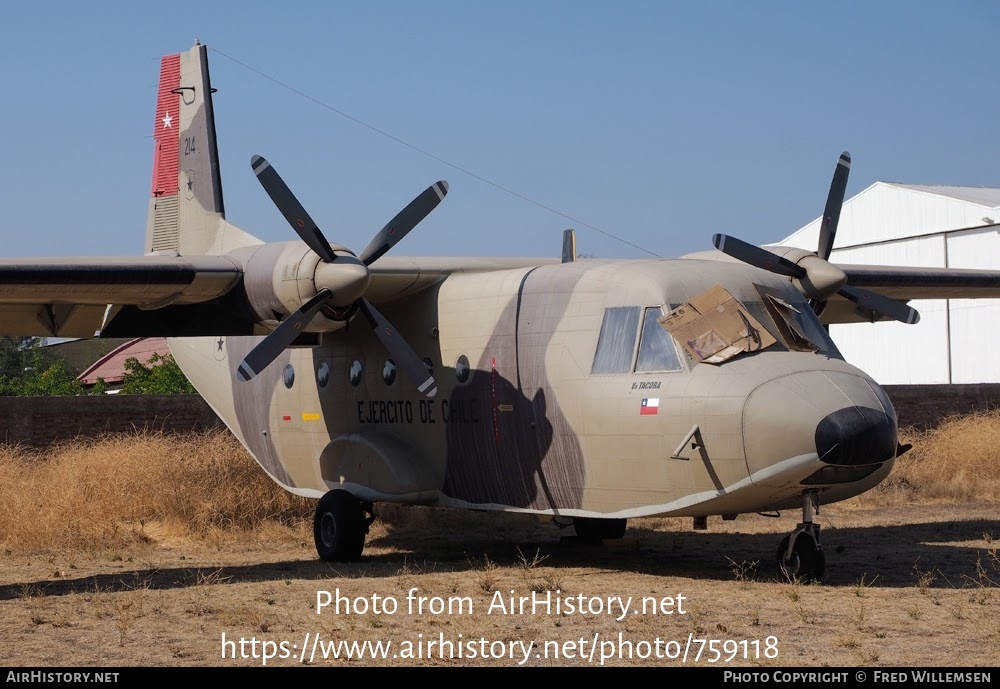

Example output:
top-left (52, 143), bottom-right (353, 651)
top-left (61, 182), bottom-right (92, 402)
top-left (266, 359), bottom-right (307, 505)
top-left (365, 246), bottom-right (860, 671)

top-left (349, 360), bottom-right (363, 388)
top-left (455, 355), bottom-right (471, 384)
top-left (383, 359), bottom-right (397, 386)
top-left (282, 363), bottom-right (295, 389)
top-left (317, 362), bottom-right (330, 388)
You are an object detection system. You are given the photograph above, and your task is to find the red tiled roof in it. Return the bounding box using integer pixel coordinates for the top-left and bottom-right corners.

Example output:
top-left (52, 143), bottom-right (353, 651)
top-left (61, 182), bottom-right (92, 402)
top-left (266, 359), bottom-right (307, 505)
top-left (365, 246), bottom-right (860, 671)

top-left (77, 337), bottom-right (171, 385)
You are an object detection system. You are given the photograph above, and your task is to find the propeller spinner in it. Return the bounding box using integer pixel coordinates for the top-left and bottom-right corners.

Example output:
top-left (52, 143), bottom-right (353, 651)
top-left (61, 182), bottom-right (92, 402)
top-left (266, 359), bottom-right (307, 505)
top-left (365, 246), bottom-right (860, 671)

top-left (237, 155), bottom-right (446, 397)
top-left (712, 152), bottom-right (919, 325)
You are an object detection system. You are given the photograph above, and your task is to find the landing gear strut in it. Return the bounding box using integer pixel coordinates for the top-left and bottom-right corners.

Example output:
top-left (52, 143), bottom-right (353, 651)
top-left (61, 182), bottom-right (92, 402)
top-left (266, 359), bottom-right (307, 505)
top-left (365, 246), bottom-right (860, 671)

top-left (775, 490), bottom-right (825, 582)
top-left (313, 489), bottom-right (374, 562)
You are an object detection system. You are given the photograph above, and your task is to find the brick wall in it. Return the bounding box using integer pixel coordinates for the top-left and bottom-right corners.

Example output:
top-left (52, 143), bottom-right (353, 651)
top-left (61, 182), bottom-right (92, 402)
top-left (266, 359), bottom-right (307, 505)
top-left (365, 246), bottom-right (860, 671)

top-left (885, 384), bottom-right (1000, 430)
top-left (0, 395), bottom-right (222, 447)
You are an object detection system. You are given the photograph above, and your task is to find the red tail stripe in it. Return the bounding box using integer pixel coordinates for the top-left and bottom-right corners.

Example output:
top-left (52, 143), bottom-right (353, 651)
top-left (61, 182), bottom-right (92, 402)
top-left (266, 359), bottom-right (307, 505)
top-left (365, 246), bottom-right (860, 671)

top-left (151, 54), bottom-right (180, 197)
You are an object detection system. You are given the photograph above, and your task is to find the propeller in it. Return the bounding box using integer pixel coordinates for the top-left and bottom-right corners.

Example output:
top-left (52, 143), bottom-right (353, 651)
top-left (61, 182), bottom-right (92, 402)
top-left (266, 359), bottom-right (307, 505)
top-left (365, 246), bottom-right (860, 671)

top-left (838, 285), bottom-right (919, 325)
top-left (237, 155), bottom-right (447, 396)
top-left (817, 152), bottom-right (850, 261)
top-left (251, 155), bottom-right (338, 262)
top-left (712, 234), bottom-right (806, 279)
top-left (712, 151), bottom-right (920, 325)
top-left (237, 289), bottom-right (332, 382)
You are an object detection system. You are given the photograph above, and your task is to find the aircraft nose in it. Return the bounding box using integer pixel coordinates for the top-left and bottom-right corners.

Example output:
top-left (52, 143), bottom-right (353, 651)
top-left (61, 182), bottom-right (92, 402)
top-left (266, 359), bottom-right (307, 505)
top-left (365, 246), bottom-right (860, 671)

top-left (743, 370), bottom-right (898, 480)
top-left (815, 406), bottom-right (896, 466)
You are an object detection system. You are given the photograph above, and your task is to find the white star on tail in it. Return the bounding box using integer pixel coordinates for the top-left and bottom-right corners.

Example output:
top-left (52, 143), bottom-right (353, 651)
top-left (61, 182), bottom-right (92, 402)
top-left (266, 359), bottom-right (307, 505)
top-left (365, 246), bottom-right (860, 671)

top-left (162, 112), bottom-right (173, 128)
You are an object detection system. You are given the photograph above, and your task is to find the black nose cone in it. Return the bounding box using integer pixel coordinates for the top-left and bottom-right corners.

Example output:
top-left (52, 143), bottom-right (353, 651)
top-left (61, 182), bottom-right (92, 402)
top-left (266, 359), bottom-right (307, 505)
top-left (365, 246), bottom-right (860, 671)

top-left (815, 407), bottom-right (897, 466)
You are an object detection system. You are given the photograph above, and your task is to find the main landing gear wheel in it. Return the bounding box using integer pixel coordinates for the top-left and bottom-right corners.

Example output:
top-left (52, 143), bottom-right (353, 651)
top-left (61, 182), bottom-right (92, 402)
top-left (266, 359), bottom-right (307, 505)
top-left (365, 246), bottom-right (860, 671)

top-left (573, 517), bottom-right (627, 544)
top-left (313, 490), bottom-right (371, 562)
top-left (775, 490), bottom-right (825, 582)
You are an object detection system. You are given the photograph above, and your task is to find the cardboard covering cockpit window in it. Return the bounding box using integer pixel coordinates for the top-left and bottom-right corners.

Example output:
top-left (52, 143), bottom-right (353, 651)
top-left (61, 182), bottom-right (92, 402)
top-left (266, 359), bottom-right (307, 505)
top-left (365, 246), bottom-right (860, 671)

top-left (657, 283), bottom-right (819, 365)
top-left (753, 283), bottom-right (818, 353)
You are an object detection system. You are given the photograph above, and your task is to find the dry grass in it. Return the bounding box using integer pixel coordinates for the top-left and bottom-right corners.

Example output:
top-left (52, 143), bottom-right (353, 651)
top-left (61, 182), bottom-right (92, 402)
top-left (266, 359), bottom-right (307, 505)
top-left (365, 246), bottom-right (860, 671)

top-left (855, 410), bottom-right (1000, 506)
top-left (1, 409), bottom-right (998, 555)
top-left (0, 429), bottom-right (311, 554)
top-left (1, 416), bottom-right (997, 667)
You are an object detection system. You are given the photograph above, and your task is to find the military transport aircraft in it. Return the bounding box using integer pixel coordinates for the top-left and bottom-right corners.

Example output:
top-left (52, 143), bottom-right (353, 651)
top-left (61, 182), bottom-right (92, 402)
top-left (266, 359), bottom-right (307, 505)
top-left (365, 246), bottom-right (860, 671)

top-left (5, 42), bottom-right (1000, 582)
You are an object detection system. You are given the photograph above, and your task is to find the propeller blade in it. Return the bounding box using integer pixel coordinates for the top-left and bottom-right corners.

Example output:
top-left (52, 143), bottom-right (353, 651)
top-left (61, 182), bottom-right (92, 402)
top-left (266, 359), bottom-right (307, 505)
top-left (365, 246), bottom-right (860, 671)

top-left (713, 234), bottom-right (806, 279)
top-left (251, 155), bottom-right (338, 263)
top-left (838, 285), bottom-right (920, 324)
top-left (237, 289), bottom-right (332, 382)
top-left (357, 299), bottom-right (438, 397)
top-left (359, 181), bottom-right (449, 266)
top-left (817, 152), bottom-right (851, 261)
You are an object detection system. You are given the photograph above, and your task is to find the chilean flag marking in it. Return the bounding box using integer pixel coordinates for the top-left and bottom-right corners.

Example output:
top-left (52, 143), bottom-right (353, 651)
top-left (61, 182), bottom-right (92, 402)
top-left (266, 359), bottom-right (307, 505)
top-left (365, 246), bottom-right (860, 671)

top-left (640, 398), bottom-right (660, 416)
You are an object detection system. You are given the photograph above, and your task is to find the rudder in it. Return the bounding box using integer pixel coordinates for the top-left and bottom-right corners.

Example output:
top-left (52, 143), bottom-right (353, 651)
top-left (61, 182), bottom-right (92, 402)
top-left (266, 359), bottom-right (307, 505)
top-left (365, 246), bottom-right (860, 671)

top-left (145, 41), bottom-right (252, 256)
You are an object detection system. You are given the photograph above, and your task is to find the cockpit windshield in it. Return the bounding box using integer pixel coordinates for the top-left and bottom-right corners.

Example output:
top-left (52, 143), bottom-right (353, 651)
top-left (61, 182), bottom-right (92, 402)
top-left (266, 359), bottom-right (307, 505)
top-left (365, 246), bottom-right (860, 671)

top-left (657, 282), bottom-right (842, 365)
top-left (590, 283), bottom-right (841, 376)
top-left (750, 283), bottom-right (841, 357)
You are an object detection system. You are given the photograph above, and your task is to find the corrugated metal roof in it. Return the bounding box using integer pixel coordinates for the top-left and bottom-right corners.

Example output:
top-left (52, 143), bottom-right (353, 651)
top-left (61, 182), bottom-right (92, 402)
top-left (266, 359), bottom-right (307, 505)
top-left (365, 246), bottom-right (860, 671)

top-left (45, 338), bottom-right (133, 374)
top-left (780, 181), bottom-right (1000, 249)
top-left (883, 183), bottom-right (1000, 208)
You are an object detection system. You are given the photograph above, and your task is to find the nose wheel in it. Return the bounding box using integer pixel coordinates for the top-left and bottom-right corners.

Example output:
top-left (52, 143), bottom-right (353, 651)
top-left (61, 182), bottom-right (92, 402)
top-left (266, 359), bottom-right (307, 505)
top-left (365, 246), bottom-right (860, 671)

top-left (776, 491), bottom-right (825, 582)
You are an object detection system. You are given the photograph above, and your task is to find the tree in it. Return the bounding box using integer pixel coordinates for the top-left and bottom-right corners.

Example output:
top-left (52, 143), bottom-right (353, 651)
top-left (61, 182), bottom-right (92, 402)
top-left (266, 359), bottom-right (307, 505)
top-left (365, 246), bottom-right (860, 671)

top-left (119, 353), bottom-right (196, 394)
top-left (0, 337), bottom-right (28, 381)
top-left (0, 342), bottom-right (94, 396)
top-left (10, 357), bottom-right (85, 396)
top-left (0, 337), bottom-right (54, 384)
top-left (89, 377), bottom-right (109, 396)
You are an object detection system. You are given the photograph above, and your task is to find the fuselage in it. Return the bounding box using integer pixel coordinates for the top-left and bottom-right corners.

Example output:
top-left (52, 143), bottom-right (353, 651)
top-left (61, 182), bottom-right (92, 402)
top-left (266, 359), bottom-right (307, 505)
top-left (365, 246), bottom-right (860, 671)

top-left (170, 257), bottom-right (898, 519)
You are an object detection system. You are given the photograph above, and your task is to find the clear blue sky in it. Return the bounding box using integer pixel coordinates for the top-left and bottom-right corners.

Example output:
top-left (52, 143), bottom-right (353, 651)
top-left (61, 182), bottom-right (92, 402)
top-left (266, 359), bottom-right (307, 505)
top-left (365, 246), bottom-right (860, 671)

top-left (1, 1), bottom-right (997, 260)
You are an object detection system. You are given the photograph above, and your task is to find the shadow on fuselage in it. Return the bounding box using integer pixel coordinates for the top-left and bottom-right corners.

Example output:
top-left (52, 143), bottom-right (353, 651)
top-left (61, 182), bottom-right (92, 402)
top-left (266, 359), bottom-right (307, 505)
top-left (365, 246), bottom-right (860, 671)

top-left (441, 376), bottom-right (584, 510)
top-left (439, 277), bottom-right (587, 511)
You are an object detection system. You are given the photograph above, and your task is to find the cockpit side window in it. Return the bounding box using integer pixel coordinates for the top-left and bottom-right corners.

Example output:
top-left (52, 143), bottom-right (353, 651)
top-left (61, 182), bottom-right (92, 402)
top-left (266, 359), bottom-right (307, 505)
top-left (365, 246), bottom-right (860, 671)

top-left (591, 306), bottom-right (641, 374)
top-left (635, 307), bottom-right (683, 372)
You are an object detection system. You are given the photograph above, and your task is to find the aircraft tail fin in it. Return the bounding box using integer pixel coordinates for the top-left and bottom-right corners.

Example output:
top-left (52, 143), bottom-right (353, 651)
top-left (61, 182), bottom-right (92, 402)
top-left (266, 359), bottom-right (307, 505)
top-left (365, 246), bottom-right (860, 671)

top-left (145, 42), bottom-right (258, 256)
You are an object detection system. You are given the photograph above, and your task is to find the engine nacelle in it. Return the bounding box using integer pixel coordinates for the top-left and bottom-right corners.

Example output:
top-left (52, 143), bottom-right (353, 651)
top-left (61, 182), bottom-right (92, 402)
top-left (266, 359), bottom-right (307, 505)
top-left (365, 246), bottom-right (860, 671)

top-left (231, 241), bottom-right (370, 333)
top-left (761, 246), bottom-right (847, 301)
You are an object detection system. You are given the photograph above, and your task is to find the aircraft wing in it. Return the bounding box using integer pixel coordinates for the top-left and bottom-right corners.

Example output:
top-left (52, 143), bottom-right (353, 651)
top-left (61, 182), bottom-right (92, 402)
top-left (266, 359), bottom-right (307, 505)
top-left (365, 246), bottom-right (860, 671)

top-left (0, 255), bottom-right (242, 337)
top-left (0, 254), bottom-right (556, 338)
top-left (836, 264), bottom-right (1000, 299)
top-left (824, 263), bottom-right (1000, 324)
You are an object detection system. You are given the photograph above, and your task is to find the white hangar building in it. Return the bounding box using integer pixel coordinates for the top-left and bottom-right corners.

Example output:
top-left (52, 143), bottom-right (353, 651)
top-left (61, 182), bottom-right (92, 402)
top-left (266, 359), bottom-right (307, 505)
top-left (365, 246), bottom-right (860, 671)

top-left (778, 182), bottom-right (1000, 384)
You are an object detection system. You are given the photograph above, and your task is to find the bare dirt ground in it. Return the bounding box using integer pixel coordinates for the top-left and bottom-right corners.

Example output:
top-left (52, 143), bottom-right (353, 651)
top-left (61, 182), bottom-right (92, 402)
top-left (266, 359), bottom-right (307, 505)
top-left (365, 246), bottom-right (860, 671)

top-left (2, 501), bottom-right (997, 668)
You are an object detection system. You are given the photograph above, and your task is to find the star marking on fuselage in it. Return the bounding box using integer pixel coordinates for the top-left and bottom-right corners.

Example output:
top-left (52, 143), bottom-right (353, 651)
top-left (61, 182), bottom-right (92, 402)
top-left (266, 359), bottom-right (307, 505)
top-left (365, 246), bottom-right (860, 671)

top-left (162, 112), bottom-right (173, 128)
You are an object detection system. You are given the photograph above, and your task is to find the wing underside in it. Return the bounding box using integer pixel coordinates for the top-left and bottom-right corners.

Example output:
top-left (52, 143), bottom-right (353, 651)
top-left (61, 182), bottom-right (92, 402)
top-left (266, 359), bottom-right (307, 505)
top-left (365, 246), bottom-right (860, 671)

top-left (0, 256), bottom-right (242, 337)
top-left (824, 263), bottom-right (1000, 324)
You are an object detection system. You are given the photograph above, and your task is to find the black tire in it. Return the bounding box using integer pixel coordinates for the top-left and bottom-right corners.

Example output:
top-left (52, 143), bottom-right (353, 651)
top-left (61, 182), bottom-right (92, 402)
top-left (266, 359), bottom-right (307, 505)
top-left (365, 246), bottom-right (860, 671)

top-left (775, 532), bottom-right (825, 583)
top-left (573, 517), bottom-right (627, 543)
top-left (313, 490), bottom-right (366, 562)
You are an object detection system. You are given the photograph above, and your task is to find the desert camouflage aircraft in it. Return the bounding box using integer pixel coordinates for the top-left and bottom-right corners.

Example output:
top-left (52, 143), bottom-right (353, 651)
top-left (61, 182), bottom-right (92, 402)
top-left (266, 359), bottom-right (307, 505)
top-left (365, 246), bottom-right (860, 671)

top-left (6, 42), bottom-right (1000, 581)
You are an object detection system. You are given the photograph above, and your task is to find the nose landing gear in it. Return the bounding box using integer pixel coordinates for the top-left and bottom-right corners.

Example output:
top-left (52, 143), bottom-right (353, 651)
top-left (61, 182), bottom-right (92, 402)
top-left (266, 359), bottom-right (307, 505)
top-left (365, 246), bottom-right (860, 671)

top-left (776, 490), bottom-right (825, 582)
